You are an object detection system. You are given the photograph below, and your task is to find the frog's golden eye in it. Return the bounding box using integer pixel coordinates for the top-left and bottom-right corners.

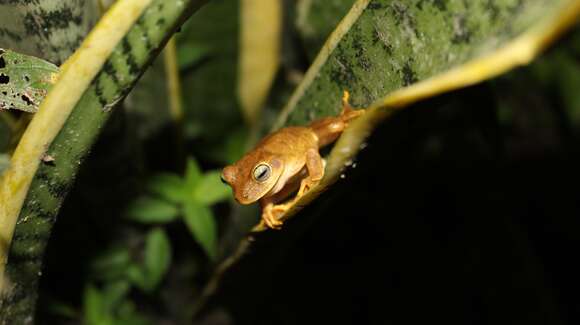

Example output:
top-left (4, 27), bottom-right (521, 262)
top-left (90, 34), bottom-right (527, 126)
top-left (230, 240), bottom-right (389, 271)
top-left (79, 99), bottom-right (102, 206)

top-left (252, 163), bottom-right (271, 182)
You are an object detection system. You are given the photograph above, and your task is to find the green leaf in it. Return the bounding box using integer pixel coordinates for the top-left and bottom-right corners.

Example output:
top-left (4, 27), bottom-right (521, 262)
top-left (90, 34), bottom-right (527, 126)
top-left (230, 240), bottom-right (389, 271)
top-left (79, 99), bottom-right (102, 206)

top-left (129, 228), bottom-right (172, 293)
top-left (90, 246), bottom-right (131, 281)
top-left (193, 170), bottom-right (232, 205)
top-left (177, 42), bottom-right (209, 69)
top-left (0, 2), bottom-right (99, 65)
top-left (147, 173), bottom-right (188, 203)
top-left (183, 201), bottom-right (217, 259)
top-left (184, 157), bottom-right (202, 189)
top-left (126, 196), bottom-right (179, 224)
top-left (101, 281), bottom-right (131, 312)
top-left (116, 300), bottom-right (152, 325)
top-left (144, 228), bottom-right (172, 290)
top-left (126, 264), bottom-right (148, 292)
top-left (0, 49), bottom-right (59, 113)
top-left (83, 285), bottom-right (113, 325)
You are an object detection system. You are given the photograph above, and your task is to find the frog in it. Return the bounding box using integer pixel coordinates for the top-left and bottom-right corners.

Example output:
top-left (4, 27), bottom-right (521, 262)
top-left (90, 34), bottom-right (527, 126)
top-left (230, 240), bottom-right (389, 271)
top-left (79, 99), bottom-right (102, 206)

top-left (221, 91), bottom-right (364, 229)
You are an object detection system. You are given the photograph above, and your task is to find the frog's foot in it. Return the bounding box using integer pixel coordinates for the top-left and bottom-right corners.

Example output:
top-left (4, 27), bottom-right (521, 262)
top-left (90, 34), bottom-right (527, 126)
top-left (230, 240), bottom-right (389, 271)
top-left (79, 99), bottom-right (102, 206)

top-left (342, 90), bottom-right (352, 110)
top-left (262, 204), bottom-right (289, 230)
top-left (341, 90), bottom-right (365, 121)
top-left (296, 178), bottom-right (321, 198)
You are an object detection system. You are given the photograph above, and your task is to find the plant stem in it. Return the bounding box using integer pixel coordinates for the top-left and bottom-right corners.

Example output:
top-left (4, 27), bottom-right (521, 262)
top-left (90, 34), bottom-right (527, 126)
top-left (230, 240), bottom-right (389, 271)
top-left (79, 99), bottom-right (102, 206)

top-left (163, 36), bottom-right (186, 170)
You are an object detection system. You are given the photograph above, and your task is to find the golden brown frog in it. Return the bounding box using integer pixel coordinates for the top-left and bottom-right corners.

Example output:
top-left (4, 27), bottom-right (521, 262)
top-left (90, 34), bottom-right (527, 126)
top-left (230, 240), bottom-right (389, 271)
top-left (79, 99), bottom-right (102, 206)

top-left (221, 91), bottom-right (364, 229)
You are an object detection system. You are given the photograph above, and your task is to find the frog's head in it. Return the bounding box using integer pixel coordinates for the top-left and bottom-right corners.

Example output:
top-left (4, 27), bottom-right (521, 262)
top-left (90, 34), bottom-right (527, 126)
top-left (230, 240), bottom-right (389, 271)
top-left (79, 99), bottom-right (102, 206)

top-left (221, 153), bottom-right (284, 204)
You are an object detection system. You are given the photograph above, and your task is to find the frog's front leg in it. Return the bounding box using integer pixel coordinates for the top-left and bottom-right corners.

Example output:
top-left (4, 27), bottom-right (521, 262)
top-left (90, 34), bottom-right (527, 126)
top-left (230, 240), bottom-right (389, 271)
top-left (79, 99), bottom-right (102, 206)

top-left (260, 150), bottom-right (324, 230)
top-left (296, 148), bottom-right (324, 198)
top-left (260, 197), bottom-right (287, 229)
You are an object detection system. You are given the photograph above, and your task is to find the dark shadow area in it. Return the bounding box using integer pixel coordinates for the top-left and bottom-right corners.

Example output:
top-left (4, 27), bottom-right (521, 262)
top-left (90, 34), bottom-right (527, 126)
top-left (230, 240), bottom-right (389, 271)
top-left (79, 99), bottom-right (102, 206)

top-left (201, 78), bottom-right (580, 325)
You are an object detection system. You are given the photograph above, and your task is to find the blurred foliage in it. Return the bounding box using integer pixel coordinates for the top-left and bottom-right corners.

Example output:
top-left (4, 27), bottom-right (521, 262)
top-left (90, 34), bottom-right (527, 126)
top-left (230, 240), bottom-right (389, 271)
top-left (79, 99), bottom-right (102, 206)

top-left (177, 1), bottom-right (244, 160)
top-left (296, 0), bottom-right (356, 59)
top-left (127, 157), bottom-right (230, 258)
top-left (0, 0), bottom-right (577, 324)
top-left (238, 0), bottom-right (282, 124)
top-left (0, 153), bottom-right (8, 174)
top-left (51, 155), bottom-right (232, 323)
top-left (0, 111), bottom-right (10, 155)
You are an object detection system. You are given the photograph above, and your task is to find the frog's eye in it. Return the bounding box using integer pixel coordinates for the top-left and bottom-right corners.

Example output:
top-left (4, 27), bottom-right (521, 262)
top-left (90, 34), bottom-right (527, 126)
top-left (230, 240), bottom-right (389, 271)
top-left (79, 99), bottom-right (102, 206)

top-left (252, 163), bottom-right (271, 182)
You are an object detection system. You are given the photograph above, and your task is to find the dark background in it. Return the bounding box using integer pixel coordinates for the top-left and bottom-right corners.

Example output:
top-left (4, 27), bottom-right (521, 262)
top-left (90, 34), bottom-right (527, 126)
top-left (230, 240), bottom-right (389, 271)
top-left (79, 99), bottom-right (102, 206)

top-left (202, 80), bottom-right (580, 325)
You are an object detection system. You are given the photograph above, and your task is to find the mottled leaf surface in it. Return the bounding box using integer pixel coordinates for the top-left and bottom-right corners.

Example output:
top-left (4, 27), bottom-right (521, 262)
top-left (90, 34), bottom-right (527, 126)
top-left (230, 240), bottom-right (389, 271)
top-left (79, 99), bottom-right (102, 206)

top-left (0, 49), bottom-right (59, 113)
top-left (0, 0), bottom-right (98, 65)
top-left (282, 0), bottom-right (576, 128)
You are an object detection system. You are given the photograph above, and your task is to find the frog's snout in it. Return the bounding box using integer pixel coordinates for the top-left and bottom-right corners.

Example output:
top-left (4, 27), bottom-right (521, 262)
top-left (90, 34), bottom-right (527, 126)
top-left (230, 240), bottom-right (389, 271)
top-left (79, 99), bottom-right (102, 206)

top-left (221, 165), bottom-right (236, 185)
top-left (221, 165), bottom-right (253, 204)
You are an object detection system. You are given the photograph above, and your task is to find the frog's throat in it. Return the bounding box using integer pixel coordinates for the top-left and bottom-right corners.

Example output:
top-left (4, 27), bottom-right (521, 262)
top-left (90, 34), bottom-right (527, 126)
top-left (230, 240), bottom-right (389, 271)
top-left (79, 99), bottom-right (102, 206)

top-left (265, 168), bottom-right (290, 198)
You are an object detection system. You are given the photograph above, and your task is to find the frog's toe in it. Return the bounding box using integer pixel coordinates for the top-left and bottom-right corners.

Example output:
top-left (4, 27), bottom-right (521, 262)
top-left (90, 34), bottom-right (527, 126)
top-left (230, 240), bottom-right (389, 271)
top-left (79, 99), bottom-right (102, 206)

top-left (264, 215), bottom-right (284, 230)
top-left (297, 179), bottom-right (320, 197)
top-left (263, 208), bottom-right (285, 230)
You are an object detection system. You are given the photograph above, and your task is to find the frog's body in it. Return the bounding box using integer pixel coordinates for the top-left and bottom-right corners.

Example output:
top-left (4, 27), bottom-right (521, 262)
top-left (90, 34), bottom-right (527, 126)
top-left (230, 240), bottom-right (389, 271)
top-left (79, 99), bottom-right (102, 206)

top-left (221, 91), bottom-right (363, 229)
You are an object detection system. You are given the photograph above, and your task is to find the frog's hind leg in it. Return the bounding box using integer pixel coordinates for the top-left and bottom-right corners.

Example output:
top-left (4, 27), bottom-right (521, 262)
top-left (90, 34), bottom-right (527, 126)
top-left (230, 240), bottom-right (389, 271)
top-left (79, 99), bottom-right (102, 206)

top-left (310, 91), bottom-right (364, 145)
top-left (341, 90), bottom-right (353, 112)
top-left (340, 90), bottom-right (365, 122)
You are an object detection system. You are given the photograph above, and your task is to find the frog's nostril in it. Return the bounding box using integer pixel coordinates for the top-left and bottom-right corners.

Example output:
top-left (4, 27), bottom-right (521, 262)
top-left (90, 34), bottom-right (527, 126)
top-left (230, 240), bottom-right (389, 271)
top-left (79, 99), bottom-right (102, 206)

top-left (222, 165), bottom-right (236, 183)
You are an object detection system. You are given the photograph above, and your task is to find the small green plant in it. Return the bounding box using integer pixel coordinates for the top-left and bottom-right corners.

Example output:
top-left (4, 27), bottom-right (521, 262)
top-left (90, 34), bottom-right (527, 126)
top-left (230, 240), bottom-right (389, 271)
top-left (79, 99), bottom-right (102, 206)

top-left (126, 157), bottom-right (231, 259)
top-left (82, 281), bottom-right (151, 325)
top-left (67, 157), bottom-right (230, 324)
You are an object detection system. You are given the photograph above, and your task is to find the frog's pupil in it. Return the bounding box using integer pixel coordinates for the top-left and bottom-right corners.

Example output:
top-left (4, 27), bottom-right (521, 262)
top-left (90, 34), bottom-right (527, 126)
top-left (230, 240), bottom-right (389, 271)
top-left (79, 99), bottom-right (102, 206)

top-left (254, 164), bottom-right (271, 181)
top-left (258, 169), bottom-right (267, 178)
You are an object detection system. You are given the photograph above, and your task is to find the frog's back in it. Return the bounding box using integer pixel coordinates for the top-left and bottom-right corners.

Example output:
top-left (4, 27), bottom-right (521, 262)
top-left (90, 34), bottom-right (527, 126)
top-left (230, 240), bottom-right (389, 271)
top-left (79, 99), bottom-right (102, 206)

top-left (258, 126), bottom-right (318, 155)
